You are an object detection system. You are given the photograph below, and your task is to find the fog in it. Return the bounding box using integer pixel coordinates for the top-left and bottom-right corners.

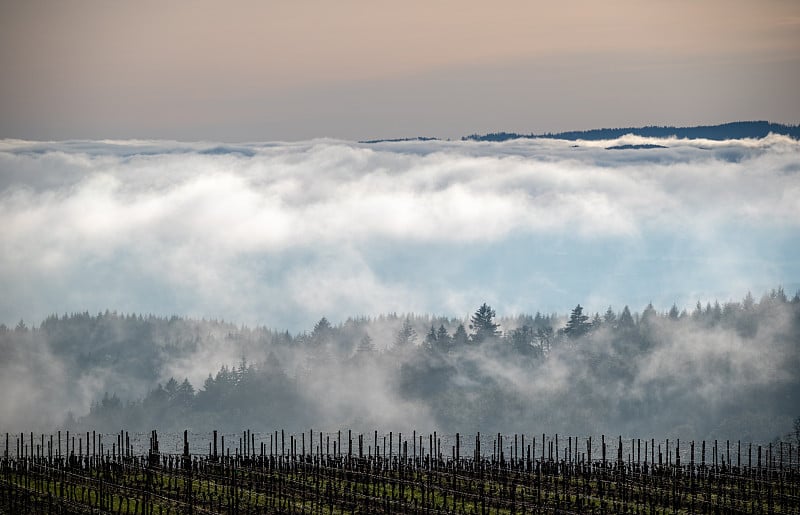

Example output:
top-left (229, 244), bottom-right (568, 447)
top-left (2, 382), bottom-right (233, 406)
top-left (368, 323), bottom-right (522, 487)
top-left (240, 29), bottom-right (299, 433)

top-left (1, 135), bottom-right (798, 331)
top-left (1, 135), bottom-right (798, 441)
top-left (0, 290), bottom-right (797, 443)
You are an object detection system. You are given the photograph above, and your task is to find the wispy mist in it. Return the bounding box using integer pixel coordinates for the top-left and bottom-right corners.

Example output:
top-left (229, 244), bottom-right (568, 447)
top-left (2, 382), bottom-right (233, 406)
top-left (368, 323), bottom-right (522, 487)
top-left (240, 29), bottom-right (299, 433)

top-left (1, 290), bottom-right (797, 442)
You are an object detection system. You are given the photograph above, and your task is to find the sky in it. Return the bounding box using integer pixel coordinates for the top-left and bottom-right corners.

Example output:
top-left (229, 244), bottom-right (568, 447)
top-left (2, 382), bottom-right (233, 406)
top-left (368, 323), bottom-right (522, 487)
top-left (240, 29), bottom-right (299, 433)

top-left (0, 2), bottom-right (798, 331)
top-left (1, 1), bottom-right (799, 141)
top-left (1, 135), bottom-right (798, 331)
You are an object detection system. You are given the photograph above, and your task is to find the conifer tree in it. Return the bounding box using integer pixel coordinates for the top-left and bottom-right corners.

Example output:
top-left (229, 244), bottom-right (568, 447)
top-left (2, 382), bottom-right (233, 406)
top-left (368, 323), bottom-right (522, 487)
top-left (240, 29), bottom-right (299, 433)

top-left (470, 303), bottom-right (500, 343)
top-left (564, 304), bottom-right (590, 338)
top-left (395, 318), bottom-right (417, 347)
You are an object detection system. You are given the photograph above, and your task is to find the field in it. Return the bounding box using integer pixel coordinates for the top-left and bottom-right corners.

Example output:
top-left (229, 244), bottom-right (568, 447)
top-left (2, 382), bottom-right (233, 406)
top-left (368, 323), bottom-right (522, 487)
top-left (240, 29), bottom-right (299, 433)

top-left (1, 430), bottom-right (798, 514)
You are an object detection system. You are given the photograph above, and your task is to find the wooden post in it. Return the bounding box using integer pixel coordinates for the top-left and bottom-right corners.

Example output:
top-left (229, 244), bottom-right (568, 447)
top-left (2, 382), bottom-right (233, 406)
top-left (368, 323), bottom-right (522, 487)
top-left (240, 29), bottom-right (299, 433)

top-left (602, 435), bottom-right (606, 468)
top-left (644, 439), bottom-right (648, 469)
top-left (588, 436), bottom-right (591, 466)
top-left (651, 438), bottom-right (655, 466)
top-left (542, 433), bottom-right (546, 464)
top-left (413, 430), bottom-right (416, 464)
top-left (701, 440), bottom-right (705, 469)
top-left (727, 440), bottom-right (731, 470)
top-left (758, 445), bottom-right (762, 473)
top-left (637, 439), bottom-right (641, 468)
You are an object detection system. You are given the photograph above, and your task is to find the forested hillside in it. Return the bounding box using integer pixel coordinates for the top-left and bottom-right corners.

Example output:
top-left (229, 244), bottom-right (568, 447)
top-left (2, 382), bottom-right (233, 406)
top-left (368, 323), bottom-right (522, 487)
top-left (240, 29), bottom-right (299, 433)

top-left (463, 121), bottom-right (800, 142)
top-left (1, 288), bottom-right (798, 440)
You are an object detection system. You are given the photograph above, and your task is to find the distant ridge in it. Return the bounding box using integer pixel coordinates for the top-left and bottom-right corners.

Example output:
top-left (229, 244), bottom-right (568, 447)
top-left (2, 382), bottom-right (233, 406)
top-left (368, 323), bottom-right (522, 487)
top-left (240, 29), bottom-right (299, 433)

top-left (359, 136), bottom-right (438, 144)
top-left (605, 144), bottom-right (668, 150)
top-left (463, 121), bottom-right (800, 142)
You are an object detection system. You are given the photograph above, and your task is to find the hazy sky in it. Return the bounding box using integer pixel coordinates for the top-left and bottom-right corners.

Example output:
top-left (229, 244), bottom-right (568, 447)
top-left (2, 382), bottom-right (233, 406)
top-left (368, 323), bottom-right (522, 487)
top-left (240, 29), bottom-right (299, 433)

top-left (1, 0), bottom-right (798, 141)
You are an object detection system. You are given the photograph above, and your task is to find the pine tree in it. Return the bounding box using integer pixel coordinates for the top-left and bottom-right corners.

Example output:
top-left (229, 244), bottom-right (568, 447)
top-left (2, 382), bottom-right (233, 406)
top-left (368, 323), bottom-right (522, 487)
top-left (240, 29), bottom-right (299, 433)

top-left (356, 334), bottom-right (375, 355)
top-left (311, 317), bottom-right (333, 345)
top-left (395, 318), bottom-right (417, 347)
top-left (564, 304), bottom-right (590, 338)
top-left (536, 326), bottom-right (554, 353)
top-left (452, 324), bottom-right (468, 347)
top-left (618, 305), bottom-right (636, 329)
top-left (743, 291), bottom-right (755, 310)
top-left (176, 379), bottom-right (195, 408)
top-left (510, 325), bottom-right (536, 356)
top-left (436, 325), bottom-right (450, 344)
top-left (424, 325), bottom-right (437, 347)
top-left (470, 303), bottom-right (500, 343)
top-left (668, 304), bottom-right (680, 320)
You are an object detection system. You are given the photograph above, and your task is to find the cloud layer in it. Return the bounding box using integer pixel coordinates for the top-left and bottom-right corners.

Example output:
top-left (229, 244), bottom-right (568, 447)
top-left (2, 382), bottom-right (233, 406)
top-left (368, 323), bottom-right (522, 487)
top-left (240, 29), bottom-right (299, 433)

top-left (1, 135), bottom-right (798, 329)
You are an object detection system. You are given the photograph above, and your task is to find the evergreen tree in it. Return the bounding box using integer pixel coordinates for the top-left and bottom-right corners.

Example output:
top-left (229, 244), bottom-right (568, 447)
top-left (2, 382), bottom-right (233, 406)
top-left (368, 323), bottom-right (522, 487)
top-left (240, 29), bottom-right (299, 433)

top-left (311, 317), bottom-right (333, 345)
top-left (509, 325), bottom-right (538, 356)
top-left (355, 334), bottom-right (375, 355)
top-left (692, 301), bottom-right (703, 320)
top-left (618, 305), bottom-right (636, 329)
top-left (452, 324), bottom-right (469, 347)
top-left (711, 301), bottom-right (722, 323)
top-left (564, 304), bottom-right (590, 338)
top-left (434, 324), bottom-right (452, 353)
top-left (424, 325), bottom-right (438, 347)
top-left (436, 325), bottom-right (450, 346)
top-left (470, 303), bottom-right (500, 343)
top-left (772, 286), bottom-right (788, 303)
top-left (164, 377), bottom-right (179, 401)
top-left (176, 378), bottom-right (195, 408)
top-left (395, 318), bottom-right (417, 347)
top-left (641, 303), bottom-right (658, 327)
top-left (536, 326), bottom-right (554, 353)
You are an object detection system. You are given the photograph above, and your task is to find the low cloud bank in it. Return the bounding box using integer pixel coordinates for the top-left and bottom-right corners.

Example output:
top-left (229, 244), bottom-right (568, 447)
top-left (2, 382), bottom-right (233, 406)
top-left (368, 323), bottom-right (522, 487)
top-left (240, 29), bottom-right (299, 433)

top-left (0, 136), bottom-right (798, 439)
top-left (1, 136), bottom-right (797, 329)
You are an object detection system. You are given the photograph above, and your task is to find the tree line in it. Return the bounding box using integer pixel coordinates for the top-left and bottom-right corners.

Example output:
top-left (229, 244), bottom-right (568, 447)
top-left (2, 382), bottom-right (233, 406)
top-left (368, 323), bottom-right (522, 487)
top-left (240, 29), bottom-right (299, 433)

top-left (2, 288), bottom-right (798, 439)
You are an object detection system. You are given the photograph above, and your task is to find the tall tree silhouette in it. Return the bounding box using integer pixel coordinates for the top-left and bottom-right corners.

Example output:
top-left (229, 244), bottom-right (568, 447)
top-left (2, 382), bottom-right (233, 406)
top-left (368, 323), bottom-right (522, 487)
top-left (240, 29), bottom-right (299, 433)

top-left (470, 303), bottom-right (500, 343)
top-left (395, 318), bottom-right (417, 347)
top-left (564, 304), bottom-right (590, 338)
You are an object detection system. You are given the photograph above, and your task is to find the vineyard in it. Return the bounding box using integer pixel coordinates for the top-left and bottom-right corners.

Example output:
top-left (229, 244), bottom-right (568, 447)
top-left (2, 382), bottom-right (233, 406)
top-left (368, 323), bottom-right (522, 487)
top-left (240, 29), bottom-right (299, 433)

top-left (1, 429), bottom-right (798, 514)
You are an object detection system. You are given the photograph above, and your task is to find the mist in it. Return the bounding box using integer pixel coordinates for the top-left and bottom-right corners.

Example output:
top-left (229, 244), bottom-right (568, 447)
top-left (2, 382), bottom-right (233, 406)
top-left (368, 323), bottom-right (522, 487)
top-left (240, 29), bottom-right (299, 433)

top-left (1, 134), bottom-right (798, 441)
top-left (1, 135), bottom-right (798, 331)
top-left (0, 289), bottom-right (797, 443)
